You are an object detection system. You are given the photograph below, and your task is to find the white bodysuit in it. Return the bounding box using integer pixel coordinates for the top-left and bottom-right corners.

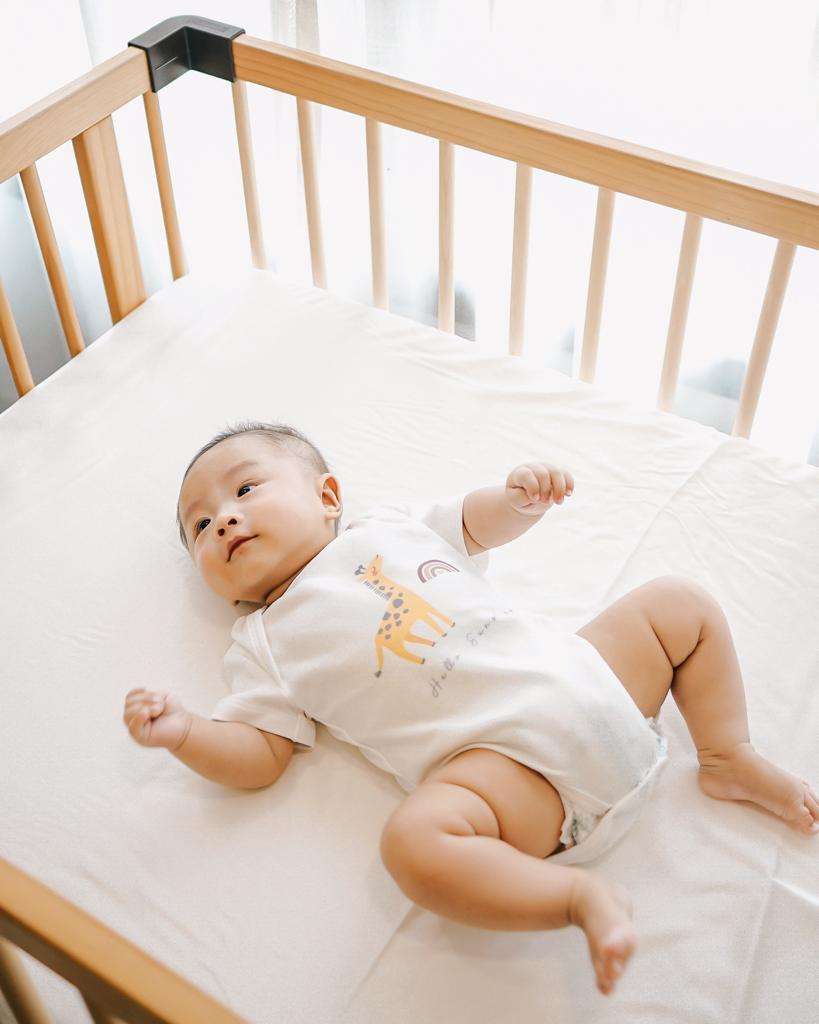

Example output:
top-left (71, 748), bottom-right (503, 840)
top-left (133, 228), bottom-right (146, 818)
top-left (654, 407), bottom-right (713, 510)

top-left (212, 494), bottom-right (669, 865)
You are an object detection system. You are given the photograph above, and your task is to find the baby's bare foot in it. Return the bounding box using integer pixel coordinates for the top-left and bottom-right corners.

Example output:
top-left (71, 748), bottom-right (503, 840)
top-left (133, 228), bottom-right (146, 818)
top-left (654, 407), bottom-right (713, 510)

top-left (569, 873), bottom-right (637, 996)
top-left (698, 742), bottom-right (819, 837)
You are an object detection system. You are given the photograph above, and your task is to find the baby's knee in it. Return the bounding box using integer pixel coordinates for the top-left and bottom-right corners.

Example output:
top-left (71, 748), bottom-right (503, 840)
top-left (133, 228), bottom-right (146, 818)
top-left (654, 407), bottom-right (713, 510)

top-left (380, 782), bottom-right (492, 895)
top-left (380, 808), bottom-right (439, 899)
top-left (653, 574), bottom-right (717, 617)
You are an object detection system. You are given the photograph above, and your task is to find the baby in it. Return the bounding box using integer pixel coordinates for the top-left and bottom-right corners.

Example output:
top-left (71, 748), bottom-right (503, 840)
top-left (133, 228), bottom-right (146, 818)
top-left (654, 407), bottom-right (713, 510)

top-left (124, 420), bottom-right (819, 997)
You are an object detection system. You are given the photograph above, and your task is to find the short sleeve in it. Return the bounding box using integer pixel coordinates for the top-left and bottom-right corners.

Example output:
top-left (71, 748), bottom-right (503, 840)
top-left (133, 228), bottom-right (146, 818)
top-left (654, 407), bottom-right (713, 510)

top-left (213, 613), bottom-right (315, 752)
top-left (359, 492), bottom-right (490, 574)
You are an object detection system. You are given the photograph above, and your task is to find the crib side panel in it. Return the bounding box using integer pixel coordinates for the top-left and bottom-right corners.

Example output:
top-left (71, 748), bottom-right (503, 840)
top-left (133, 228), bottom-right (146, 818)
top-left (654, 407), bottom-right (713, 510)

top-left (0, 856), bottom-right (249, 1024)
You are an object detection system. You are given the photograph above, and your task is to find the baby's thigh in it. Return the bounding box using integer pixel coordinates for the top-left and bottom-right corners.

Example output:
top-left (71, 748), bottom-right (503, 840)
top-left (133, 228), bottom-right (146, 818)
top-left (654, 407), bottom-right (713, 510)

top-left (390, 748), bottom-right (567, 860)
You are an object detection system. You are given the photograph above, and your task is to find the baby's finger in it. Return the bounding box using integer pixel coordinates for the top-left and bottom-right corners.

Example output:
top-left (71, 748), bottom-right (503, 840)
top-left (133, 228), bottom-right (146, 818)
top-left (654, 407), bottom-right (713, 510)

top-left (123, 697), bottom-right (147, 724)
top-left (138, 707), bottom-right (153, 740)
top-left (145, 699), bottom-right (164, 719)
top-left (125, 708), bottom-right (147, 737)
top-left (141, 702), bottom-right (163, 729)
top-left (516, 466), bottom-right (542, 500)
top-left (551, 469), bottom-right (567, 502)
top-left (124, 694), bottom-right (153, 720)
top-left (528, 465), bottom-right (549, 496)
top-left (126, 700), bottom-right (159, 733)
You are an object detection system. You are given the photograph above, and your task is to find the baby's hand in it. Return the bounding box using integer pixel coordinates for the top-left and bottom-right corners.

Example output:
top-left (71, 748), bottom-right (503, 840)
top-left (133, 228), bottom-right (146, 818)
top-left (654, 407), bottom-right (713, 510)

top-left (506, 462), bottom-right (575, 516)
top-left (123, 688), bottom-right (191, 751)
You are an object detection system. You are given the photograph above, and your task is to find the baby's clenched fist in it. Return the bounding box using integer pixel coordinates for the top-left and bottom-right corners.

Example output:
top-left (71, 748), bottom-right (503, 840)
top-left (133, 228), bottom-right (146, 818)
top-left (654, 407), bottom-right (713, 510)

top-left (123, 688), bottom-right (192, 751)
top-left (506, 461), bottom-right (575, 516)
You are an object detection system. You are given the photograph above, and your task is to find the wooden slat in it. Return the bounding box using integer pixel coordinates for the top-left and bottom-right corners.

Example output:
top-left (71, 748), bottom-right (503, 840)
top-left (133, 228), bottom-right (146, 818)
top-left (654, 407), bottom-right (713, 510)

top-left (0, 275), bottom-right (34, 397)
top-left (230, 80), bottom-right (266, 270)
top-left (141, 91), bottom-right (187, 280)
top-left (72, 116), bottom-right (145, 323)
top-left (233, 35), bottom-right (819, 250)
top-left (438, 140), bottom-right (454, 332)
top-left (0, 49), bottom-right (149, 184)
top-left (296, 96), bottom-right (326, 288)
top-left (365, 118), bottom-right (388, 309)
top-left (579, 188), bottom-right (615, 383)
top-left (0, 857), bottom-right (249, 1024)
top-left (19, 163), bottom-right (85, 357)
top-left (657, 213), bottom-right (703, 411)
top-left (0, 937), bottom-right (53, 1024)
top-left (733, 239), bottom-right (797, 439)
top-left (82, 994), bottom-right (123, 1024)
top-left (508, 162), bottom-right (532, 356)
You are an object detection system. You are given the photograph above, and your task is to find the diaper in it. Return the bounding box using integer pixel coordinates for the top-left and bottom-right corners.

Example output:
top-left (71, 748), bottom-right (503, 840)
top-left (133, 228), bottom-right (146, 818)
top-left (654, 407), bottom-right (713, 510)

top-left (548, 715), bottom-right (669, 863)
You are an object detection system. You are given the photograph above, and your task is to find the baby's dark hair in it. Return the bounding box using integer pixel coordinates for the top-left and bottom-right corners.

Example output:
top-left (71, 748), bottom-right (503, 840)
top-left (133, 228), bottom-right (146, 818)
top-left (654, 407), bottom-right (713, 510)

top-left (176, 420), bottom-right (339, 551)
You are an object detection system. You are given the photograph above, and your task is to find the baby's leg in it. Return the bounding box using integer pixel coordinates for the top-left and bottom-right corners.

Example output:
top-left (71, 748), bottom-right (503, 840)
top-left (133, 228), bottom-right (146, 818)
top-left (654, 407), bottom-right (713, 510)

top-left (576, 575), bottom-right (819, 836)
top-left (380, 748), bottom-right (635, 996)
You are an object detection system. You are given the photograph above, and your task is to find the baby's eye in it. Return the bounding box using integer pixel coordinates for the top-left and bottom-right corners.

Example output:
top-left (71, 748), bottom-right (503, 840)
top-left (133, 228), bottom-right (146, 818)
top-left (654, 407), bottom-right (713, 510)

top-left (238, 483), bottom-right (254, 496)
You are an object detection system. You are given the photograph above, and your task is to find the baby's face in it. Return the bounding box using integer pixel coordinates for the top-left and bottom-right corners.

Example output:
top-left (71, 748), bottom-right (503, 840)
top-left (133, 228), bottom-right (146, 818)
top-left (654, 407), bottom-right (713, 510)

top-left (178, 435), bottom-right (342, 606)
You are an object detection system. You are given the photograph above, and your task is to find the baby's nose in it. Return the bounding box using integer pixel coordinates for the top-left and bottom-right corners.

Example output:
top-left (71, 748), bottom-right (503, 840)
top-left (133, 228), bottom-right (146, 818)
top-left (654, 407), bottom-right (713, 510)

top-left (218, 517), bottom-right (238, 534)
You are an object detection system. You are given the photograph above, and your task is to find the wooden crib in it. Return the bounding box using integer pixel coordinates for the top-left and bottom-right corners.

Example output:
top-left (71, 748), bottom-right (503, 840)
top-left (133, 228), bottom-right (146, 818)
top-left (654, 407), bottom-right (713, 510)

top-left (1, 14), bottom-right (818, 1024)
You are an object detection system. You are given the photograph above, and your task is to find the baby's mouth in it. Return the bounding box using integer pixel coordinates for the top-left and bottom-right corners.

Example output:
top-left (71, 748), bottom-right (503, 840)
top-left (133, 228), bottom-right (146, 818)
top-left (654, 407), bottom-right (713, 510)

top-left (228, 536), bottom-right (256, 561)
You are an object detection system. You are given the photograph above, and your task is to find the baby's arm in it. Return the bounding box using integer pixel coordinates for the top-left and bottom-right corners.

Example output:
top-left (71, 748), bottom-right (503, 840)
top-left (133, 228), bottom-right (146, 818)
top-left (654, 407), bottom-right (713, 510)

top-left (171, 715), bottom-right (292, 789)
top-left (123, 688), bottom-right (292, 789)
top-left (464, 463), bottom-right (574, 551)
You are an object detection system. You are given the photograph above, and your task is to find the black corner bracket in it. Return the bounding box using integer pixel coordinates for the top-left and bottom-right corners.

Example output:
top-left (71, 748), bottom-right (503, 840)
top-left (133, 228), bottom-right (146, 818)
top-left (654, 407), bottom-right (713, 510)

top-left (128, 16), bottom-right (246, 93)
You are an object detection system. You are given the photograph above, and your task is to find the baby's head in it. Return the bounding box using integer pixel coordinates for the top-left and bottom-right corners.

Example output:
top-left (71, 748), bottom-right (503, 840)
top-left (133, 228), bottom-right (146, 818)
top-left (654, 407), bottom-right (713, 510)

top-left (176, 421), bottom-right (342, 607)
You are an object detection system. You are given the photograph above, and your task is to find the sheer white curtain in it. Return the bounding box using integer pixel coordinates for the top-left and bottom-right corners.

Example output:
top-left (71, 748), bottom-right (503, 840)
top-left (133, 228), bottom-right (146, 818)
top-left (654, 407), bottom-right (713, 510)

top-left (2, 1), bottom-right (819, 465)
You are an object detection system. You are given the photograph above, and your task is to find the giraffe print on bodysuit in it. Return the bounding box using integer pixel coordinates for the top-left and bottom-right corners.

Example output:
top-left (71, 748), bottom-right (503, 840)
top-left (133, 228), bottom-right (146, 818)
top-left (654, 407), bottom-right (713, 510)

top-left (354, 554), bottom-right (456, 677)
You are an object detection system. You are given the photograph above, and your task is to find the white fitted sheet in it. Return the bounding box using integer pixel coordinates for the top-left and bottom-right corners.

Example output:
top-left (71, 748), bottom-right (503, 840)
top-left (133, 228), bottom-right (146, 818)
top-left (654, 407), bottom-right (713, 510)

top-left (1, 266), bottom-right (818, 1024)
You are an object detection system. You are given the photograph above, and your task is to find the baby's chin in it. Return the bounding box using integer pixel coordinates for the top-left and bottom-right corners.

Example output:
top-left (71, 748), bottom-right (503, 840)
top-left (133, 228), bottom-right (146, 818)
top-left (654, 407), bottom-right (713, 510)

top-left (226, 583), bottom-right (269, 608)
top-left (227, 578), bottom-right (281, 608)
top-left (207, 579), bottom-right (267, 608)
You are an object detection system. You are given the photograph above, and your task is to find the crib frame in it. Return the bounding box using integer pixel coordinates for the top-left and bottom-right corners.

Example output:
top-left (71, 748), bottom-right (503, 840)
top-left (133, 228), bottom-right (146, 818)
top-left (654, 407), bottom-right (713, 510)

top-left (1, 14), bottom-right (818, 1024)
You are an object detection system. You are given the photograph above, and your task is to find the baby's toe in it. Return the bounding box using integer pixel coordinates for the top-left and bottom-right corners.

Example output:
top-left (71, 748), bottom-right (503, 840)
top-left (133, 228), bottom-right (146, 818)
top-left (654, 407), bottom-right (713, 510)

top-left (799, 780), bottom-right (818, 801)
top-left (602, 935), bottom-right (632, 977)
top-left (798, 785), bottom-right (819, 825)
top-left (797, 800), bottom-right (819, 835)
top-left (599, 953), bottom-right (625, 992)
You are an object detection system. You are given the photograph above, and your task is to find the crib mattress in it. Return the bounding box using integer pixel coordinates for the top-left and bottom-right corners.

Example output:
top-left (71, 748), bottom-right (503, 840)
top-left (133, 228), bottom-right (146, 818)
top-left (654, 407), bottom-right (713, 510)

top-left (1, 266), bottom-right (818, 1024)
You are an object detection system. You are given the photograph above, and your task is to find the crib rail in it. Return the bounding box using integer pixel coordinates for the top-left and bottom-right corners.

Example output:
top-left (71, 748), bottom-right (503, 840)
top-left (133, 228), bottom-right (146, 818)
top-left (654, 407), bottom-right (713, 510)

top-left (2, 20), bottom-right (818, 443)
top-left (0, 856), bottom-right (248, 1024)
top-left (3, 22), bottom-right (818, 441)
top-left (223, 34), bottom-right (819, 441)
